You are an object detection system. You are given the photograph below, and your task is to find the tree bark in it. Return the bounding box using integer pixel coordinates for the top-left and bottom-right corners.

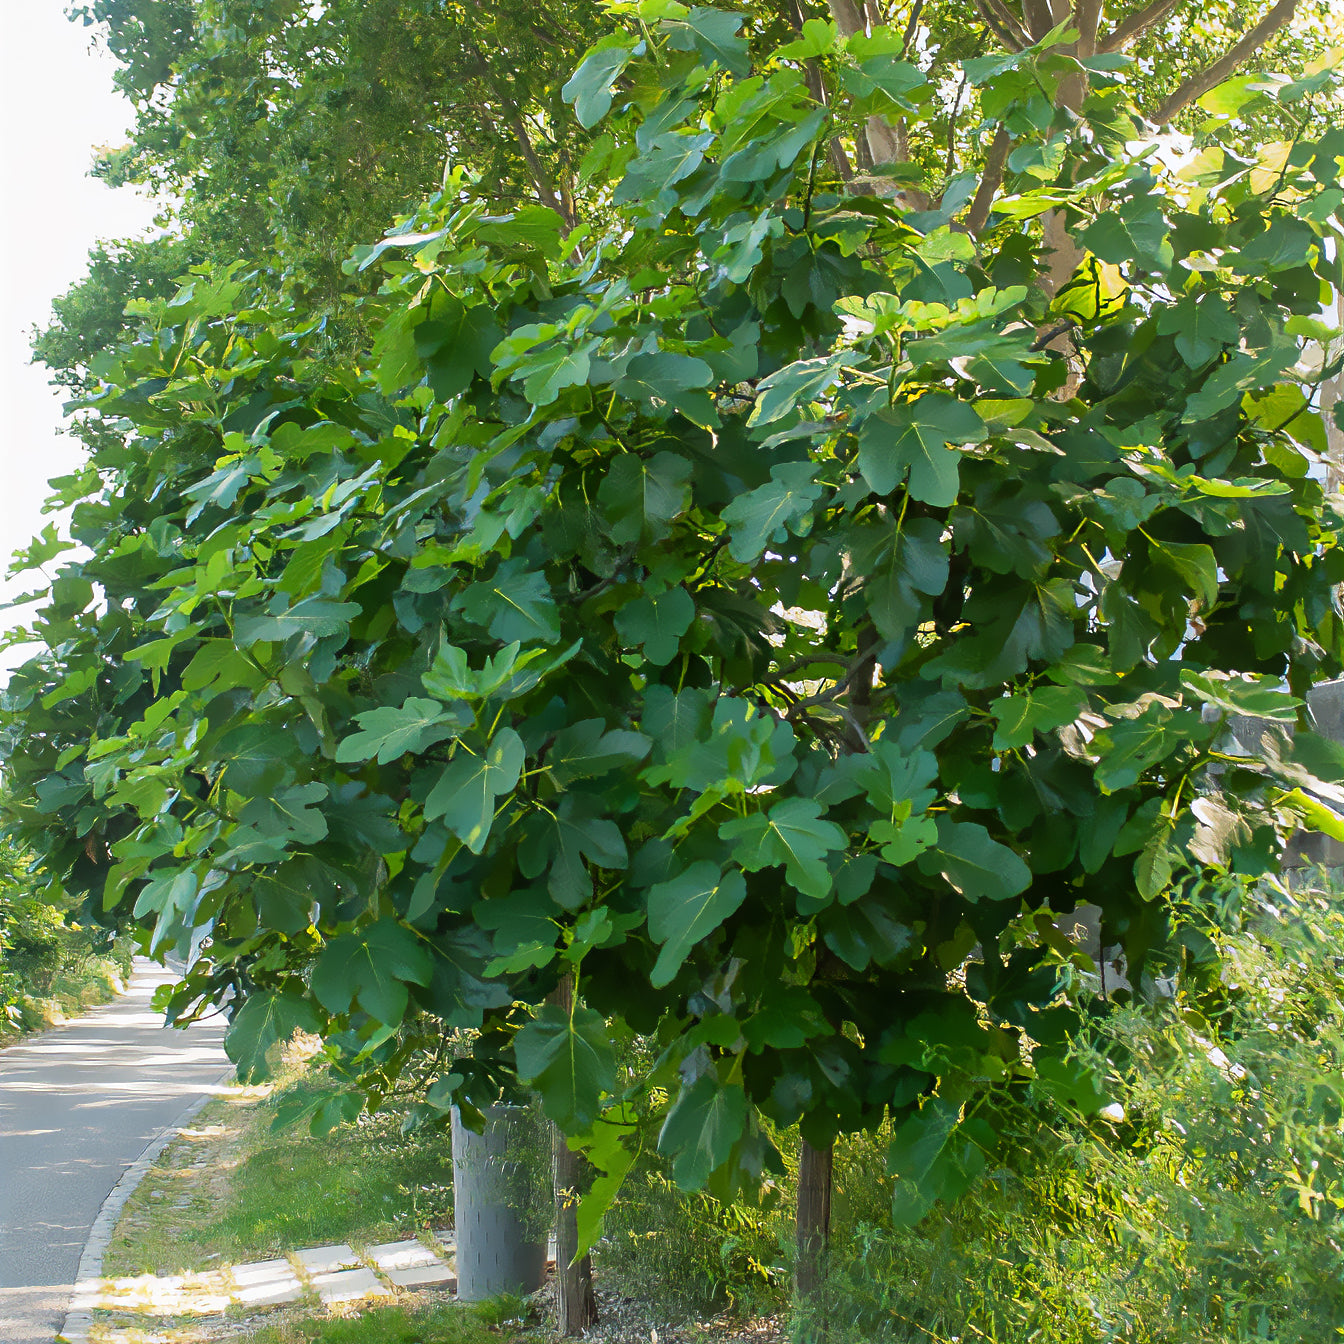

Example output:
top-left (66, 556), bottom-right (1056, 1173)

top-left (965, 125), bottom-right (1012, 237)
top-left (827, 0), bottom-right (903, 176)
top-left (974, 0), bottom-right (1029, 50)
top-left (795, 1139), bottom-right (834, 1303)
top-left (549, 978), bottom-right (598, 1334)
top-left (1098, 0), bottom-right (1181, 53)
top-left (1153, 0), bottom-right (1300, 124)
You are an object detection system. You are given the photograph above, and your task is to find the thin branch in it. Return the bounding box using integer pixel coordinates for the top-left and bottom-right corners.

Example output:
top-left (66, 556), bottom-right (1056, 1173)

top-left (508, 112), bottom-right (574, 228)
top-left (896, 118), bottom-right (931, 209)
top-left (1153, 0), bottom-right (1300, 123)
top-left (944, 65), bottom-right (972, 178)
top-left (974, 0), bottom-right (1029, 50)
top-left (771, 652), bottom-right (857, 681)
top-left (1030, 317), bottom-right (1079, 351)
top-left (965, 125), bottom-right (1013, 236)
top-left (900, 0), bottom-right (926, 55)
top-left (1098, 0), bottom-right (1180, 53)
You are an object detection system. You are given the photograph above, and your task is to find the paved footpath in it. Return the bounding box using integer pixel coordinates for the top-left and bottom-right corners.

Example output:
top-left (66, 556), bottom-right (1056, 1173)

top-left (0, 959), bottom-right (229, 1344)
top-left (83, 1234), bottom-right (458, 1336)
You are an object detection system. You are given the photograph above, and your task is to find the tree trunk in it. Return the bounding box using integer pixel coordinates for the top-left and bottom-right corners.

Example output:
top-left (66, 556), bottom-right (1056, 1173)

top-left (549, 977), bottom-right (598, 1334)
top-left (553, 1123), bottom-right (598, 1332)
top-left (795, 1138), bottom-right (834, 1304)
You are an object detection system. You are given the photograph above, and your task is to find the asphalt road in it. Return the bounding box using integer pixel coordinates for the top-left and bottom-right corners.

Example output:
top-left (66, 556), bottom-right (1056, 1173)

top-left (0, 960), bottom-right (229, 1344)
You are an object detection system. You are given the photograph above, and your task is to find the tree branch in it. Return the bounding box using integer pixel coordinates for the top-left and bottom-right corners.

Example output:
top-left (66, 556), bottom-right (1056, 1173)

top-left (1058, 0), bottom-right (1104, 111)
top-left (468, 43), bottom-right (575, 229)
top-left (1153, 0), bottom-right (1300, 124)
top-left (965, 125), bottom-right (1013, 236)
top-left (974, 0), bottom-right (1029, 50)
top-left (1023, 0), bottom-right (1056, 40)
top-left (1030, 317), bottom-right (1079, 351)
top-left (788, 0), bottom-right (857, 186)
top-left (509, 112), bottom-right (575, 228)
top-left (828, 0), bottom-right (867, 38)
top-left (770, 653), bottom-right (857, 682)
top-left (830, 0), bottom-right (911, 190)
top-left (1075, 0), bottom-right (1103, 59)
top-left (900, 0), bottom-right (926, 55)
top-left (945, 65), bottom-right (972, 178)
top-left (1097, 0), bottom-right (1180, 53)
top-left (896, 118), bottom-right (930, 210)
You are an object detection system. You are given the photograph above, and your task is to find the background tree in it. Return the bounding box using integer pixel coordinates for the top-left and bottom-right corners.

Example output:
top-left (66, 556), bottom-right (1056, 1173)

top-left (4, 0), bottom-right (1343, 1322)
top-left (42, 1), bottom-right (1339, 388)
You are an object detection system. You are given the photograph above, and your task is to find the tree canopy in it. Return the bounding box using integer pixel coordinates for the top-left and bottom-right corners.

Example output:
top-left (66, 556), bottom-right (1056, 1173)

top-left (5, 0), bottom-right (1344, 1233)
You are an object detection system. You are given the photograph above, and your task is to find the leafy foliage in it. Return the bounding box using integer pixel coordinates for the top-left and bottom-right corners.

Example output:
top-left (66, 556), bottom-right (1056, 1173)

top-left (4, 3), bottom-right (1344, 1241)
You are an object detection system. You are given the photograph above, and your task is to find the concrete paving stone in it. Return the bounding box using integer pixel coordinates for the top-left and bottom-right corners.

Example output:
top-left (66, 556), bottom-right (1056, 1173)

top-left (232, 1258), bottom-right (294, 1286)
top-left (385, 1262), bottom-right (457, 1290)
top-left (311, 1267), bottom-right (392, 1304)
top-left (369, 1239), bottom-right (440, 1271)
top-left (97, 1269), bottom-right (235, 1316)
top-left (231, 1258), bottom-right (305, 1307)
top-left (294, 1243), bottom-right (360, 1275)
top-left (234, 1277), bottom-right (305, 1308)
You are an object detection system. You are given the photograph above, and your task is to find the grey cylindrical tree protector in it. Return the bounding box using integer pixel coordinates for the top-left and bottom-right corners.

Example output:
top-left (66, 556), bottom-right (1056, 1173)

top-left (451, 1103), bottom-right (550, 1301)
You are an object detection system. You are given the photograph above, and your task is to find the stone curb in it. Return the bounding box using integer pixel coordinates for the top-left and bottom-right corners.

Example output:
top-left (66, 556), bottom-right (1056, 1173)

top-left (58, 1067), bottom-right (235, 1344)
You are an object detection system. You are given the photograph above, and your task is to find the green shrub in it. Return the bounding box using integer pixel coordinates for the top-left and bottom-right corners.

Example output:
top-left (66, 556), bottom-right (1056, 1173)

top-left (0, 840), bottom-right (131, 1038)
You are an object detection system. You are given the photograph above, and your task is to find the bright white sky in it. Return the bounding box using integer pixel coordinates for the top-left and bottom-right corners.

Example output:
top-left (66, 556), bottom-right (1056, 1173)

top-left (0, 3), bottom-right (158, 668)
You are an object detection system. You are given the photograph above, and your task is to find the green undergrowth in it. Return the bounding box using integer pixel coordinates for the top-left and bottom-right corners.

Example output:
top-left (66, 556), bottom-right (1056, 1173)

top-left (801, 880), bottom-right (1344, 1343)
top-left (106, 1063), bottom-right (455, 1276)
top-left (595, 1156), bottom-right (790, 1318)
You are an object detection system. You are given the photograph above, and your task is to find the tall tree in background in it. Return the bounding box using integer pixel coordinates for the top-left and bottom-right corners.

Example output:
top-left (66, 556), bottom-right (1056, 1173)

top-left (6, 0), bottom-right (1344, 1330)
top-left (40, 1), bottom-right (1339, 387)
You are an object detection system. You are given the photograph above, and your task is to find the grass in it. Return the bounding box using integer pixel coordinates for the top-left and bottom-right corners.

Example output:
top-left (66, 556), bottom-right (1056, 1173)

top-left (105, 1059), bottom-right (456, 1277)
top-left (85, 1298), bottom-right (542, 1344)
top-left (240, 1299), bottom-right (538, 1344)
